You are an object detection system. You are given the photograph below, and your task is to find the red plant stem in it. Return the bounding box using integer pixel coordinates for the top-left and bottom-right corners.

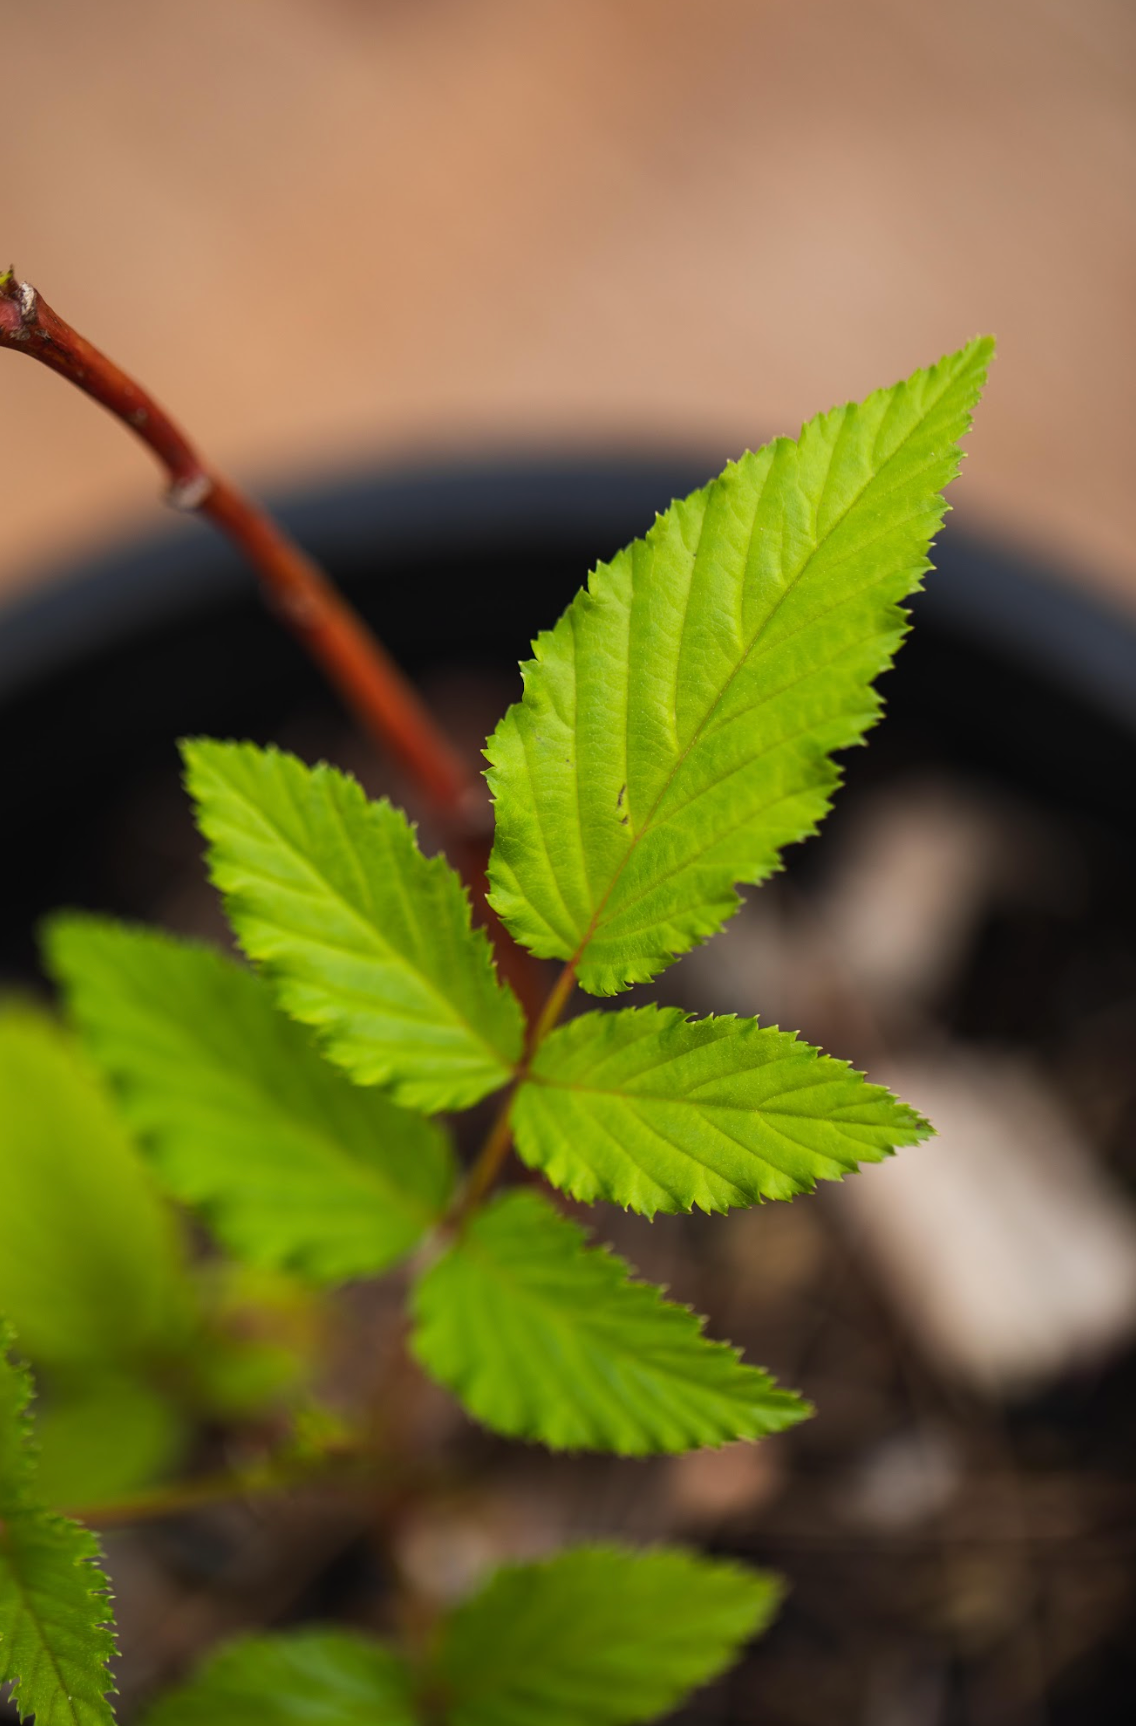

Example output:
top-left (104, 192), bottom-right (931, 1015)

top-left (0, 270), bottom-right (478, 825)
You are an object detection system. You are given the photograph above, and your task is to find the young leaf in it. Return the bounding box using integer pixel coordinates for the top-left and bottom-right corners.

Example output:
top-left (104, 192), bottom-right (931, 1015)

top-left (32, 1375), bottom-right (186, 1511)
top-left (487, 340), bottom-right (993, 993)
top-left (411, 1190), bottom-right (808, 1453)
top-left (141, 1629), bottom-right (416, 1726)
top-left (182, 740), bottom-right (524, 1112)
top-left (434, 1544), bottom-right (781, 1726)
top-left (513, 1004), bottom-right (929, 1216)
top-left (0, 1006), bottom-right (193, 1372)
top-left (48, 917), bottom-right (456, 1283)
top-left (0, 1332), bottom-right (117, 1726)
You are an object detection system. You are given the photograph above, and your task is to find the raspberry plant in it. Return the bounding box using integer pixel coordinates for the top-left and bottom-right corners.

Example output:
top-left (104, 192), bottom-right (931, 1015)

top-left (0, 280), bottom-right (991, 1723)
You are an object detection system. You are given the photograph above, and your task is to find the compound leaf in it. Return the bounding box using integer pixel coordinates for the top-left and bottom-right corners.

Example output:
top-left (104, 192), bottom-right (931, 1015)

top-left (141, 1629), bottom-right (416, 1726)
top-left (0, 1333), bottom-right (117, 1726)
top-left (0, 1006), bottom-right (193, 1372)
top-left (435, 1544), bottom-right (781, 1726)
top-left (48, 917), bottom-right (455, 1283)
top-left (411, 1190), bottom-right (808, 1453)
top-left (487, 340), bottom-right (992, 993)
top-left (514, 1005), bottom-right (929, 1216)
top-left (182, 741), bottom-right (523, 1112)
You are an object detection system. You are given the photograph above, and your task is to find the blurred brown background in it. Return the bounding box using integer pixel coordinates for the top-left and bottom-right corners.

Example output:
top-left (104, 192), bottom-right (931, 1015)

top-left (0, 0), bottom-right (1133, 603)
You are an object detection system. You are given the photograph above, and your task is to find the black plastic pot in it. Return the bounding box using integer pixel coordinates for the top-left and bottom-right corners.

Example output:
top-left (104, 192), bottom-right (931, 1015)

top-left (3, 457), bottom-right (1135, 1723)
top-left (4, 457), bottom-right (1136, 969)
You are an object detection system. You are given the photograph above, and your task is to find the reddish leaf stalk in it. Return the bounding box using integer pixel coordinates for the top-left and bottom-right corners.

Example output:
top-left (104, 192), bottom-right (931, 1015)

top-left (0, 267), bottom-right (553, 1199)
top-left (452, 958), bottom-right (579, 1223)
top-left (0, 270), bottom-right (478, 825)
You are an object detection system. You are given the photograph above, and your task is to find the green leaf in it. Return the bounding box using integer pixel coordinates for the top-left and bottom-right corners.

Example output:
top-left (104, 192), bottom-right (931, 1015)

top-left (0, 1006), bottom-right (193, 1371)
top-left (182, 740), bottom-right (523, 1112)
top-left (184, 1262), bottom-right (319, 1419)
top-left (33, 1375), bottom-right (185, 1511)
top-left (434, 1543), bottom-right (781, 1726)
top-left (411, 1190), bottom-right (808, 1453)
top-left (141, 1629), bottom-right (416, 1726)
top-left (48, 917), bottom-right (456, 1283)
top-left (487, 340), bottom-right (993, 993)
top-left (0, 1332), bottom-right (117, 1726)
top-left (514, 1004), bottom-right (929, 1217)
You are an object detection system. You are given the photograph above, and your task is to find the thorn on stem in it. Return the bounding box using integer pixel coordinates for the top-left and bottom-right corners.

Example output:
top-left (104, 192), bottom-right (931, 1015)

top-left (167, 473), bottom-right (213, 512)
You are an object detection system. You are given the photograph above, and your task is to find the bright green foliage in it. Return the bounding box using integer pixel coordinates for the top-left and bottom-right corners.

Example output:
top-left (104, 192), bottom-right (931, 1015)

top-left (0, 1333), bottom-right (117, 1725)
top-left (141, 1629), bottom-right (416, 1726)
top-left (487, 340), bottom-right (992, 993)
top-left (144, 1545), bottom-right (778, 1726)
top-left (0, 1007), bottom-right (193, 1371)
top-left (48, 917), bottom-right (456, 1282)
top-left (411, 1190), bottom-right (808, 1453)
top-left (514, 1004), bottom-right (930, 1216)
top-left (435, 1544), bottom-right (781, 1726)
top-left (182, 741), bottom-right (523, 1111)
top-left (0, 1002), bottom-right (317, 1506)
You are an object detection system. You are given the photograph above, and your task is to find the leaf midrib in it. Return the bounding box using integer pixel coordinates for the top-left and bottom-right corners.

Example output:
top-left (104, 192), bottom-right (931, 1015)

top-left (522, 1078), bottom-right (857, 1199)
top-left (565, 366), bottom-right (962, 970)
top-left (208, 774), bottom-right (513, 1075)
top-left (96, 988), bottom-right (440, 1228)
top-left (169, 1061), bottom-right (436, 1227)
top-left (467, 1245), bottom-right (747, 1401)
top-left (526, 1068), bottom-right (856, 1120)
top-left (0, 1517), bottom-right (109, 1726)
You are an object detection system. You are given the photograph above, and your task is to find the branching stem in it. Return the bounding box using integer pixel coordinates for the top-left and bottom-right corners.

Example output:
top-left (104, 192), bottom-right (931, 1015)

top-left (453, 959), bottom-right (578, 1221)
top-left (454, 1090), bottom-right (519, 1221)
top-left (62, 1436), bottom-right (370, 1529)
top-left (0, 269), bottom-right (479, 825)
top-left (527, 961), bottom-right (578, 1053)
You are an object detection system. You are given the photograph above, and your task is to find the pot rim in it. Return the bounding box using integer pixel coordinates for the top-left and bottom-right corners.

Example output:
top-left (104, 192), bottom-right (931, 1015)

top-left (2, 453), bottom-right (1135, 736)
